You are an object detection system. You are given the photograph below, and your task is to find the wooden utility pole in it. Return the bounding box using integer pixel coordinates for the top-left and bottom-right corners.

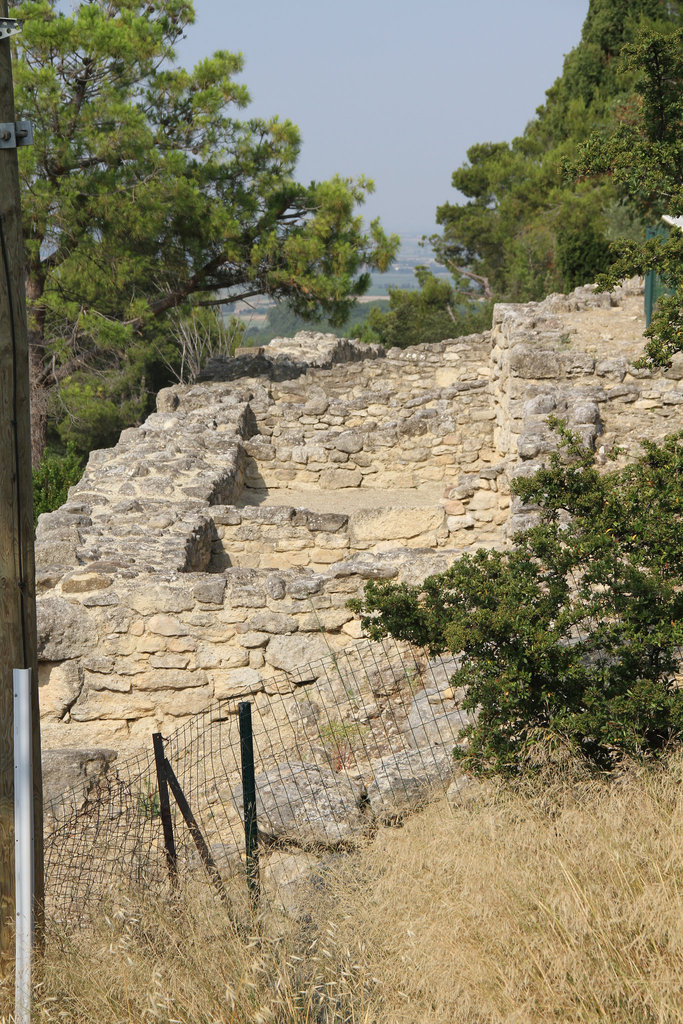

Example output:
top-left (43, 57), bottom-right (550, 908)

top-left (0, 3), bottom-right (44, 958)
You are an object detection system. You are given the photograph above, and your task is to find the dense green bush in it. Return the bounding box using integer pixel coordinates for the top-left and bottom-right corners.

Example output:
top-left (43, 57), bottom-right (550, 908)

top-left (33, 445), bottom-right (85, 524)
top-left (351, 426), bottom-right (683, 774)
top-left (356, 270), bottom-right (493, 349)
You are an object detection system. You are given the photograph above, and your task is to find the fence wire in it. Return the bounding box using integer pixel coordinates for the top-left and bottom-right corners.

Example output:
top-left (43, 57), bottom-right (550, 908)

top-left (44, 637), bottom-right (471, 925)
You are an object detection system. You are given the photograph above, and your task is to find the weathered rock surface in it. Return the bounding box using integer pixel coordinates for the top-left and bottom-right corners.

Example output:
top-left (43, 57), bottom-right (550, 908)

top-left (404, 687), bottom-right (475, 750)
top-left (233, 761), bottom-right (369, 846)
top-left (42, 747), bottom-right (118, 816)
top-left (366, 747), bottom-right (453, 819)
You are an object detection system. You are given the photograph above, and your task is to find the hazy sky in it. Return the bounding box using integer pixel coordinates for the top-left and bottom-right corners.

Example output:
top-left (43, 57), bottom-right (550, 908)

top-left (177, 0), bottom-right (590, 236)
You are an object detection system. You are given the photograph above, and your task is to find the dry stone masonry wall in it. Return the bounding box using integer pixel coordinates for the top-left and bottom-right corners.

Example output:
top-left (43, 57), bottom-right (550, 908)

top-left (35, 283), bottom-right (682, 757)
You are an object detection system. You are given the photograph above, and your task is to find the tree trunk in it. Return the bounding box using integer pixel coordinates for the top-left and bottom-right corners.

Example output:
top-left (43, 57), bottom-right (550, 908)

top-left (25, 276), bottom-right (47, 467)
top-left (28, 342), bottom-right (48, 468)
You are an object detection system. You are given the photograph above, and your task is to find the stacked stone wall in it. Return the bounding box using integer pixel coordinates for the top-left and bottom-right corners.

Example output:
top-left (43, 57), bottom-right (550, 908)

top-left (34, 287), bottom-right (682, 756)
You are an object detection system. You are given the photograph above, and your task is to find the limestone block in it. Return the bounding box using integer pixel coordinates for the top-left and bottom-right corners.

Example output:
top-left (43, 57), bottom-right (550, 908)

top-left (39, 661), bottom-right (83, 720)
top-left (35, 532), bottom-right (81, 571)
top-left (605, 384), bottom-right (639, 402)
top-left (596, 358), bottom-right (627, 380)
top-left (341, 619), bottom-right (364, 639)
top-left (70, 687), bottom-right (158, 721)
top-left (266, 575), bottom-right (287, 600)
top-left (148, 653), bottom-right (191, 670)
top-left (563, 352), bottom-right (596, 376)
top-left (233, 761), bottom-right (369, 846)
top-left (146, 613), bottom-right (190, 636)
top-left (306, 512), bottom-right (348, 533)
top-left (135, 635), bottom-right (167, 653)
top-left (156, 687), bottom-right (214, 716)
top-left (304, 396), bottom-right (329, 415)
top-left (61, 573), bottom-right (112, 594)
top-left (349, 507), bottom-right (445, 543)
top-left (267, 551), bottom-right (311, 568)
top-left (288, 577), bottom-right (325, 599)
top-left (195, 643), bottom-right (249, 670)
top-left (312, 532), bottom-right (350, 550)
top-left (213, 667), bottom-right (265, 699)
top-left (250, 611), bottom-right (299, 634)
top-left (272, 537), bottom-right (308, 553)
top-left (570, 401), bottom-right (600, 425)
top-left (193, 579), bottom-right (227, 605)
top-left (366, 747), bottom-right (453, 819)
top-left (509, 345), bottom-right (561, 379)
top-left (664, 352), bottom-right (683, 380)
top-left (329, 450), bottom-right (349, 464)
top-left (522, 393), bottom-right (557, 416)
top-left (467, 490), bottom-right (499, 511)
top-left (82, 591), bottom-right (120, 607)
top-left (309, 548), bottom-right (343, 565)
top-left (517, 431), bottom-right (556, 460)
top-left (42, 747), bottom-right (118, 817)
top-left (319, 468), bottom-right (362, 488)
top-left (237, 630), bottom-right (270, 648)
top-left (82, 656), bottom-right (115, 674)
top-left (335, 431), bottom-right (364, 454)
top-left (298, 608), bottom-right (354, 632)
top-left (37, 596), bottom-right (96, 660)
top-left (128, 586), bottom-right (195, 615)
top-left (134, 669), bottom-right (209, 691)
top-left (167, 637), bottom-right (197, 653)
top-left (404, 687), bottom-right (475, 749)
top-left (84, 673), bottom-right (132, 693)
top-left (634, 398), bottom-right (661, 409)
top-left (245, 647), bottom-right (265, 670)
top-left (265, 634), bottom-right (332, 676)
top-left (211, 507), bottom-right (242, 526)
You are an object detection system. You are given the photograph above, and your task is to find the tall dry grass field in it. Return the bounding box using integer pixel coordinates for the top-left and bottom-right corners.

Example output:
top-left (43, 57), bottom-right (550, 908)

top-left (2, 758), bottom-right (682, 1023)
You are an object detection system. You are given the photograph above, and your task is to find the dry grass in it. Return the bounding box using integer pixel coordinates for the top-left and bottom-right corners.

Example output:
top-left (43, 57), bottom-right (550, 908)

top-left (2, 757), bottom-right (682, 1023)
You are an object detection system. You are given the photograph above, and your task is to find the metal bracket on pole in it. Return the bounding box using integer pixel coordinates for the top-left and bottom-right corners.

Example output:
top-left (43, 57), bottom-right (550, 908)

top-left (0, 18), bottom-right (22, 40)
top-left (0, 121), bottom-right (33, 149)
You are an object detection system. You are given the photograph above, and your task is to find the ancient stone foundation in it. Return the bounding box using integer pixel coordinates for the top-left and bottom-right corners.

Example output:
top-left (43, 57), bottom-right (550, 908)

top-left (35, 281), bottom-right (682, 755)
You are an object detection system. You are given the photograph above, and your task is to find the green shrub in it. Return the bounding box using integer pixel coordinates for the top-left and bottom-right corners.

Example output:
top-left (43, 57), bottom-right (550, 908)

top-left (33, 445), bottom-right (85, 524)
top-left (351, 426), bottom-right (683, 774)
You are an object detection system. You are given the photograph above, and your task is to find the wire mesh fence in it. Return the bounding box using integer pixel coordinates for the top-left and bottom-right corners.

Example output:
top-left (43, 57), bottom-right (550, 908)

top-left (44, 636), bottom-right (472, 926)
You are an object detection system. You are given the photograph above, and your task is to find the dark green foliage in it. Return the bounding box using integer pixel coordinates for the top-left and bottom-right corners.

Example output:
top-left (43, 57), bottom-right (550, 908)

top-left (351, 427), bottom-right (683, 775)
top-left (556, 218), bottom-right (612, 292)
top-left (433, 0), bottom-right (681, 307)
top-left (356, 270), bottom-right (493, 349)
top-left (573, 26), bottom-right (683, 363)
top-left (11, 0), bottom-right (397, 461)
top-left (32, 445), bottom-right (85, 524)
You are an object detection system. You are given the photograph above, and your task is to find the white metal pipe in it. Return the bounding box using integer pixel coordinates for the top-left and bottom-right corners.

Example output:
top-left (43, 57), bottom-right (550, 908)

top-left (13, 668), bottom-right (34, 1024)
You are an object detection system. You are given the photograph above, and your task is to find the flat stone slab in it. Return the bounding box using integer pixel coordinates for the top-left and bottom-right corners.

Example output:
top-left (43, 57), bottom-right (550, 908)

top-left (42, 747), bottom-right (118, 816)
top-left (366, 746), bottom-right (453, 819)
top-left (233, 760), bottom-right (369, 847)
top-left (237, 485), bottom-right (447, 513)
top-left (404, 686), bottom-right (475, 750)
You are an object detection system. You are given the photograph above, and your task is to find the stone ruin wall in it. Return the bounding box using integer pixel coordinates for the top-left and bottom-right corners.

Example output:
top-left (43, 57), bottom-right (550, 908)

top-left (35, 281), bottom-right (683, 758)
